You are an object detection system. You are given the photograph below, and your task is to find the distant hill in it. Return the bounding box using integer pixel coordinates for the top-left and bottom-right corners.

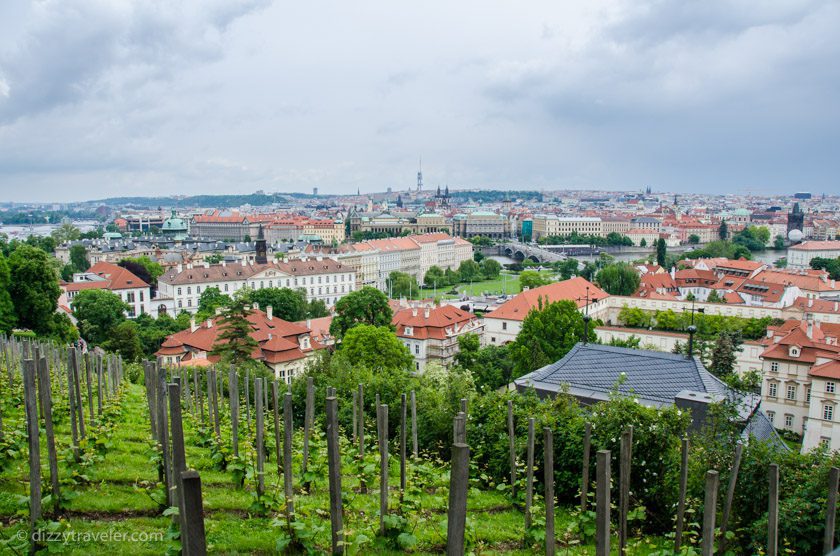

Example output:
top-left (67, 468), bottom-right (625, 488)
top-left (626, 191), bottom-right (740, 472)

top-left (89, 192), bottom-right (322, 209)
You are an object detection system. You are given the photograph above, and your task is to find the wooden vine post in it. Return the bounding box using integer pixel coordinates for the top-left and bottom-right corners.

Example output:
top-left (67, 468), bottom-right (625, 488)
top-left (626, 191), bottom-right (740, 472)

top-left (326, 395), bottom-right (344, 555)
top-left (595, 450), bottom-right (611, 556)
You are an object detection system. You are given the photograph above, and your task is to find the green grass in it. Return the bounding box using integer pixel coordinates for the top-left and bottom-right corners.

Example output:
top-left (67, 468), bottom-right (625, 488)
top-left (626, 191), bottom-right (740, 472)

top-left (414, 270), bottom-right (558, 300)
top-left (0, 378), bottom-right (672, 554)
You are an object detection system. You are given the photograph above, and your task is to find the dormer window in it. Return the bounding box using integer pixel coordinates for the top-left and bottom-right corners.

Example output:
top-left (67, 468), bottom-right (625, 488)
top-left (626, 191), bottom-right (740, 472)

top-left (404, 327), bottom-right (413, 336)
top-left (789, 346), bottom-right (800, 358)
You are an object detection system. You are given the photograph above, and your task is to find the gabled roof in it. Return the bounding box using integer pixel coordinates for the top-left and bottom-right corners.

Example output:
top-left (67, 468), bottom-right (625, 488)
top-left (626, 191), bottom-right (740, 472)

top-left (65, 261), bottom-right (149, 292)
top-left (392, 304), bottom-right (479, 340)
top-left (486, 277), bottom-right (607, 322)
top-left (156, 308), bottom-right (321, 364)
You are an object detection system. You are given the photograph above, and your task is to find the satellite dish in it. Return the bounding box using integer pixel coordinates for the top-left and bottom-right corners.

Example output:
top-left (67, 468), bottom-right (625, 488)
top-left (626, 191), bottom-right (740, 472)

top-left (788, 229), bottom-right (803, 242)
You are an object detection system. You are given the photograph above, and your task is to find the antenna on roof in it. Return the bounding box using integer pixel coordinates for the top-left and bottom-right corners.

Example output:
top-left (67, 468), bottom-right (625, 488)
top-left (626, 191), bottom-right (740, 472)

top-left (686, 299), bottom-right (698, 359)
top-left (578, 286), bottom-right (592, 344)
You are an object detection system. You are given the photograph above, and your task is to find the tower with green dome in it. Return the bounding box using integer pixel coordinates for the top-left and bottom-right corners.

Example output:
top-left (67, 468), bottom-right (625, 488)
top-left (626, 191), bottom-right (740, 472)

top-left (161, 209), bottom-right (189, 241)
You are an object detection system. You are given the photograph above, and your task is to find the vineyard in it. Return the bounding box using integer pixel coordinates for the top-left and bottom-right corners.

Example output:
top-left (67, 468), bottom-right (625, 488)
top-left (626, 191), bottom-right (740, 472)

top-left (1, 337), bottom-right (839, 555)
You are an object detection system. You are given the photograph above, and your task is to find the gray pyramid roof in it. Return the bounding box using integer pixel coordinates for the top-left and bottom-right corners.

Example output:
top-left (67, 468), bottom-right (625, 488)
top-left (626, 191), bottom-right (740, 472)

top-left (515, 343), bottom-right (728, 406)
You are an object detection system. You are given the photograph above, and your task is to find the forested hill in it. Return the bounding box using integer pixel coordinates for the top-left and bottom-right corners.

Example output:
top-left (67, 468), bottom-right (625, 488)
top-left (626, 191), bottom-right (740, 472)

top-left (89, 192), bottom-right (319, 208)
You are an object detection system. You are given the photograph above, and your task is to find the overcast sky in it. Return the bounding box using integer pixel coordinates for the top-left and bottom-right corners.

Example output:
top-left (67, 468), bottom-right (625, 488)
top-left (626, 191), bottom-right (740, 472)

top-left (1, 0), bottom-right (838, 202)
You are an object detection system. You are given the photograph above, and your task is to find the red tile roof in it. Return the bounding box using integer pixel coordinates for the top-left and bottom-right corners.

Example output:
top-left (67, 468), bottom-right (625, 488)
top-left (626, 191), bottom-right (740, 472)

top-left (392, 304), bottom-right (479, 340)
top-left (486, 277), bottom-right (607, 322)
top-left (156, 308), bottom-right (321, 364)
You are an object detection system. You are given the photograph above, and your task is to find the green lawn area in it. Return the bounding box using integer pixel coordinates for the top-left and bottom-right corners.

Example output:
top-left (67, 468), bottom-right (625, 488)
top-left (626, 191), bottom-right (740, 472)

top-left (415, 270), bottom-right (556, 300)
top-left (1, 378), bottom-right (671, 554)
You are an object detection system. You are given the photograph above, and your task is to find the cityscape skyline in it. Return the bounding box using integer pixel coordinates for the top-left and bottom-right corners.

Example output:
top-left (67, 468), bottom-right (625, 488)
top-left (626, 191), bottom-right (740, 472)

top-left (2, 0), bottom-right (839, 202)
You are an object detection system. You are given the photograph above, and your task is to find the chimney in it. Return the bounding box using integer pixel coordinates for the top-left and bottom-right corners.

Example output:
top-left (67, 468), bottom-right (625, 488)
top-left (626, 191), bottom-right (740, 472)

top-left (221, 260), bottom-right (226, 267)
top-left (807, 319), bottom-right (814, 339)
top-left (190, 317), bottom-right (197, 333)
top-left (808, 298), bottom-right (814, 308)
top-left (412, 307), bottom-right (418, 317)
top-left (206, 318), bottom-right (212, 328)
top-left (187, 263), bottom-right (193, 270)
top-left (424, 306), bottom-right (430, 318)
top-left (306, 318), bottom-right (312, 329)
top-left (268, 333), bottom-right (272, 340)
top-left (267, 305), bottom-right (273, 320)
top-left (177, 263), bottom-right (183, 273)
top-left (835, 302), bottom-right (839, 312)
top-left (252, 302), bottom-right (259, 310)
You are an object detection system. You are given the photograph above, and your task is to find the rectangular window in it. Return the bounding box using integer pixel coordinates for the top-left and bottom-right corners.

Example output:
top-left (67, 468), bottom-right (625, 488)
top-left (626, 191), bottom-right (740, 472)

top-left (824, 405), bottom-right (834, 421)
top-left (767, 411), bottom-right (775, 424)
top-left (187, 287), bottom-right (191, 294)
top-left (196, 286), bottom-right (201, 293)
top-left (828, 382), bottom-right (836, 393)
top-left (786, 384), bottom-right (797, 400)
top-left (140, 291), bottom-right (144, 301)
top-left (784, 414), bottom-right (794, 427)
top-left (768, 382), bottom-right (777, 398)
top-left (502, 322), bottom-right (507, 331)
top-left (770, 361), bottom-right (779, 373)
top-left (415, 344), bottom-right (419, 355)
top-left (822, 437), bottom-right (832, 450)
top-left (807, 388), bottom-right (812, 403)
top-left (177, 287), bottom-right (182, 295)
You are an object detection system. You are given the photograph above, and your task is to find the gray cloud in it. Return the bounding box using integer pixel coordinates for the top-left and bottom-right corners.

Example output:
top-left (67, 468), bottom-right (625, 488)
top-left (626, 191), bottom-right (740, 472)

top-left (0, 0), bottom-right (838, 201)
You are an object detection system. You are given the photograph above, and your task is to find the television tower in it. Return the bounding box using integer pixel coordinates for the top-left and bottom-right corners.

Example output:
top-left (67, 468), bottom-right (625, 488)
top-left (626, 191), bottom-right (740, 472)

top-left (416, 157), bottom-right (423, 192)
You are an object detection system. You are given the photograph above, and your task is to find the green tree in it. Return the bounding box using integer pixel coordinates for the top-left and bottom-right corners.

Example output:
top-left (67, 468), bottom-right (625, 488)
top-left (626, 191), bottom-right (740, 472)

top-left (595, 262), bottom-right (641, 296)
top-left (51, 222), bottom-right (81, 244)
top-left (119, 256), bottom-right (164, 287)
top-left (69, 244), bottom-right (90, 273)
top-left (639, 238), bottom-right (647, 247)
top-left (71, 289), bottom-right (128, 345)
top-left (211, 297), bottom-right (259, 365)
top-left (330, 286), bottom-right (393, 338)
top-left (457, 259), bottom-right (481, 282)
top-left (387, 271), bottom-right (418, 298)
top-left (307, 299), bottom-right (329, 318)
top-left (719, 220), bottom-right (728, 240)
top-left (8, 245), bottom-right (62, 336)
top-left (656, 238), bottom-right (667, 267)
top-left (773, 235), bottom-right (785, 250)
top-left (0, 253), bottom-right (17, 334)
top-left (104, 321), bottom-right (143, 362)
top-left (205, 253), bottom-right (224, 264)
top-left (510, 298), bottom-right (595, 377)
top-left (552, 258), bottom-right (579, 280)
top-left (706, 289), bottom-right (726, 304)
top-left (248, 287), bottom-right (307, 321)
top-left (710, 331), bottom-right (739, 377)
top-left (424, 266), bottom-right (446, 288)
top-left (519, 270), bottom-right (551, 291)
top-left (687, 234), bottom-right (700, 244)
top-left (480, 258), bottom-right (501, 280)
top-left (197, 286), bottom-right (232, 319)
top-left (339, 324), bottom-right (414, 372)
top-left (455, 332), bottom-right (481, 370)
top-left (444, 268), bottom-right (460, 286)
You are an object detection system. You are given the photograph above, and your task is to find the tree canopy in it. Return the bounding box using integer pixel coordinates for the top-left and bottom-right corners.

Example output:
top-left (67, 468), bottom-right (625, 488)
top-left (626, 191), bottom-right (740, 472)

top-left (510, 298), bottom-right (596, 377)
top-left (519, 270), bottom-right (552, 291)
top-left (8, 245), bottom-right (62, 336)
top-left (387, 271), bottom-right (418, 299)
top-left (71, 289), bottom-right (129, 345)
top-left (329, 286), bottom-right (393, 338)
top-left (339, 324), bottom-right (414, 373)
top-left (0, 253), bottom-right (17, 334)
top-left (211, 297), bottom-right (259, 365)
top-left (595, 262), bottom-right (641, 296)
top-left (479, 258), bottom-right (501, 279)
